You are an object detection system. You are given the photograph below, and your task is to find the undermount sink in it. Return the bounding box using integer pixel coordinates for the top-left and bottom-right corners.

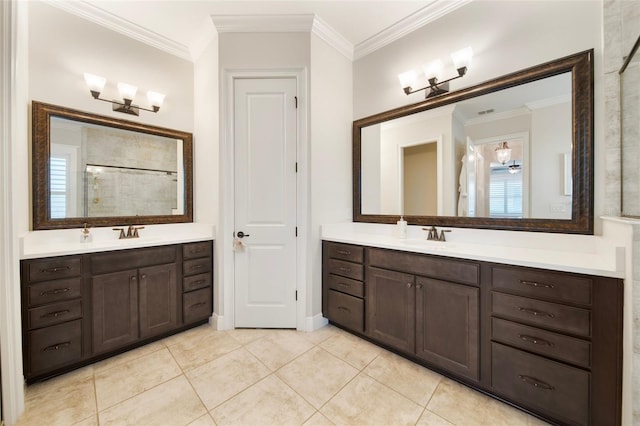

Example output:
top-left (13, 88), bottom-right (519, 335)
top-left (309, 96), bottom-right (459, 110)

top-left (400, 239), bottom-right (455, 251)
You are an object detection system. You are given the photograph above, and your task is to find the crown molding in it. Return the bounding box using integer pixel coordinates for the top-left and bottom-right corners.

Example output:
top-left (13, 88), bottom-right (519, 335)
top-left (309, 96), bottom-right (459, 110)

top-left (45, 0), bottom-right (192, 61)
top-left (211, 14), bottom-right (315, 33)
top-left (525, 93), bottom-right (571, 110)
top-left (311, 16), bottom-right (353, 61)
top-left (354, 0), bottom-right (473, 60)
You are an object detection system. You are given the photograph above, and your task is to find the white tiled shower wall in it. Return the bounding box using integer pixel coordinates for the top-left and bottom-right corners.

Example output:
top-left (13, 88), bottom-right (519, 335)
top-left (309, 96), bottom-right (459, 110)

top-left (604, 0), bottom-right (640, 423)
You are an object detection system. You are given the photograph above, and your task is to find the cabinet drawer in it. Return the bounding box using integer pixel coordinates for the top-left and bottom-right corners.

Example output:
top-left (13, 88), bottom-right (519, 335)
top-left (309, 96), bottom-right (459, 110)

top-left (368, 248), bottom-right (479, 286)
top-left (492, 266), bottom-right (592, 306)
top-left (328, 274), bottom-right (364, 298)
top-left (28, 320), bottom-right (82, 375)
top-left (326, 242), bottom-right (363, 263)
top-left (91, 246), bottom-right (176, 275)
top-left (183, 257), bottom-right (212, 277)
top-left (491, 318), bottom-right (591, 368)
top-left (492, 292), bottom-right (591, 337)
top-left (327, 290), bottom-right (364, 333)
top-left (27, 277), bottom-right (82, 307)
top-left (27, 257), bottom-right (81, 282)
top-left (183, 272), bottom-right (211, 292)
top-left (328, 259), bottom-right (363, 281)
top-left (183, 241), bottom-right (212, 260)
top-left (491, 342), bottom-right (590, 426)
top-left (183, 287), bottom-right (212, 324)
top-left (28, 300), bottom-right (82, 330)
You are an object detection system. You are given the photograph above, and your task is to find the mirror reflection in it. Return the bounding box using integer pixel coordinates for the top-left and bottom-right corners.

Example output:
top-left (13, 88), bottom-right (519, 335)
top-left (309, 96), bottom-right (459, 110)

top-left (360, 73), bottom-right (572, 220)
top-left (50, 117), bottom-right (184, 219)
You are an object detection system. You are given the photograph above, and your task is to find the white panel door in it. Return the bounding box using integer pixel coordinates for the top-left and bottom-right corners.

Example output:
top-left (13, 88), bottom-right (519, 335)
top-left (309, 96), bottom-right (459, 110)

top-left (234, 77), bottom-right (297, 328)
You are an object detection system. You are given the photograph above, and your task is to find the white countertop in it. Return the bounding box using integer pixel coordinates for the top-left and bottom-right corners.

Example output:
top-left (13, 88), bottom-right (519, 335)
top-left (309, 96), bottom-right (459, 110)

top-left (322, 222), bottom-right (625, 278)
top-left (20, 223), bottom-right (215, 259)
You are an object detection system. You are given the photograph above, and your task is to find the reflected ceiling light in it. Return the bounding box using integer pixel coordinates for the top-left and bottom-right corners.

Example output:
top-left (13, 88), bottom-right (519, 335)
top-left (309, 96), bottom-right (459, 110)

top-left (83, 73), bottom-right (165, 116)
top-left (508, 160), bottom-right (521, 174)
top-left (399, 47), bottom-right (473, 99)
top-left (495, 141), bottom-right (512, 164)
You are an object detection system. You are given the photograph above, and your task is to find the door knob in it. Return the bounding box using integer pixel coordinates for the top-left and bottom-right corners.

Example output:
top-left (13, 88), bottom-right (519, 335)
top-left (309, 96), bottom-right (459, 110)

top-left (236, 231), bottom-right (250, 238)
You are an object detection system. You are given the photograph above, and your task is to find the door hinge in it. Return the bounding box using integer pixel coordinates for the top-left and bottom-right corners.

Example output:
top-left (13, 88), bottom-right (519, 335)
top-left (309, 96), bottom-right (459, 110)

top-left (295, 162), bottom-right (298, 173)
top-left (295, 290), bottom-right (298, 301)
top-left (294, 96), bottom-right (298, 108)
top-left (295, 226), bottom-right (298, 237)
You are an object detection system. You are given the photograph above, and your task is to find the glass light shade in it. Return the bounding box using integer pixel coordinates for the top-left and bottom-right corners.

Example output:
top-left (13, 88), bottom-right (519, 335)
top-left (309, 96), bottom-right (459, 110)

top-left (423, 60), bottom-right (444, 81)
top-left (398, 70), bottom-right (418, 89)
top-left (451, 47), bottom-right (473, 70)
top-left (117, 82), bottom-right (138, 101)
top-left (147, 91), bottom-right (165, 107)
top-left (495, 141), bottom-right (512, 164)
top-left (84, 73), bottom-right (106, 94)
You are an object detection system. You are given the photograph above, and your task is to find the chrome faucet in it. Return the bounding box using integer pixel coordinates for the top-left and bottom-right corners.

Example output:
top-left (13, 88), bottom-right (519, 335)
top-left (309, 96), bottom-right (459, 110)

top-left (112, 225), bottom-right (145, 239)
top-left (422, 226), bottom-right (451, 242)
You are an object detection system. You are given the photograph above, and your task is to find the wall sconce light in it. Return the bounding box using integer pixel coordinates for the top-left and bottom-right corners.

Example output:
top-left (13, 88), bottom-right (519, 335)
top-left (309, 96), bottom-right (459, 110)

top-left (399, 47), bottom-right (473, 98)
top-left (83, 73), bottom-right (165, 116)
top-left (495, 141), bottom-right (512, 165)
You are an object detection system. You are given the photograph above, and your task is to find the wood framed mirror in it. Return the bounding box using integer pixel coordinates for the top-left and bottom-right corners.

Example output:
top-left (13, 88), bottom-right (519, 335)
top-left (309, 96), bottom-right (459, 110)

top-left (353, 49), bottom-right (594, 234)
top-left (32, 101), bottom-right (193, 230)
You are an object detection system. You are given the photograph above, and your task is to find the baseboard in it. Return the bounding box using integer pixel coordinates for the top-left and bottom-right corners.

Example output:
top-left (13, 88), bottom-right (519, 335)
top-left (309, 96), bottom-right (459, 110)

top-left (209, 313), bottom-right (225, 330)
top-left (305, 313), bottom-right (329, 332)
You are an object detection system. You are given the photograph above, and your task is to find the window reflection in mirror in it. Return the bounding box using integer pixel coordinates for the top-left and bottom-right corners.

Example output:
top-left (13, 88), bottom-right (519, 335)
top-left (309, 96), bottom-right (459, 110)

top-left (359, 72), bottom-right (572, 220)
top-left (49, 117), bottom-right (184, 219)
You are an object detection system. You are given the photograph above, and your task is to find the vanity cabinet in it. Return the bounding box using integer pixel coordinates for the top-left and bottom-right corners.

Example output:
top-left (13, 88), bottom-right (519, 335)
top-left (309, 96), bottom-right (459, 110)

top-left (366, 247), bottom-right (480, 381)
top-left (21, 240), bottom-right (213, 382)
top-left (322, 241), bottom-right (623, 425)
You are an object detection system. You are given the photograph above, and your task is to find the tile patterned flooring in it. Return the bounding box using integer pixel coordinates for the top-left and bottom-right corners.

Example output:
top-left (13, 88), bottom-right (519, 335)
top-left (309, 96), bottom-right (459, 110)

top-left (16, 324), bottom-right (550, 426)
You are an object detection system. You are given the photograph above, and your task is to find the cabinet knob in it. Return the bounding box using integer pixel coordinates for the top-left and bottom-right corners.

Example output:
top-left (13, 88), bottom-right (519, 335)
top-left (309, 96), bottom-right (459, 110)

top-left (141, 274), bottom-right (147, 279)
top-left (406, 282), bottom-right (413, 288)
top-left (416, 283), bottom-right (423, 289)
top-left (131, 276), bottom-right (137, 282)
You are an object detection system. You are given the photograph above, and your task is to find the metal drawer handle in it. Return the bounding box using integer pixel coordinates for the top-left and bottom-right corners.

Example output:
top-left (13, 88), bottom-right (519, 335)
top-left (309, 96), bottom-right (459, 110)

top-left (520, 280), bottom-right (554, 289)
top-left (189, 302), bottom-right (207, 309)
top-left (517, 307), bottom-right (554, 318)
top-left (192, 280), bottom-right (206, 286)
top-left (42, 309), bottom-right (70, 319)
top-left (337, 306), bottom-right (351, 313)
top-left (338, 267), bottom-right (351, 272)
top-left (519, 334), bottom-right (553, 347)
top-left (40, 287), bottom-right (70, 296)
top-left (336, 250), bottom-right (351, 256)
top-left (41, 266), bottom-right (71, 273)
top-left (518, 375), bottom-right (555, 390)
top-left (43, 341), bottom-right (71, 352)
top-left (191, 264), bottom-right (204, 270)
top-left (190, 248), bottom-right (206, 254)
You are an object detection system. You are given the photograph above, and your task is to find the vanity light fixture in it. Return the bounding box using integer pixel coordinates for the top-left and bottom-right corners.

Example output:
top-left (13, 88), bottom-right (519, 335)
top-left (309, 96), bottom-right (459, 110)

top-left (495, 141), bottom-right (512, 165)
top-left (399, 47), bottom-right (473, 98)
top-left (83, 73), bottom-right (165, 116)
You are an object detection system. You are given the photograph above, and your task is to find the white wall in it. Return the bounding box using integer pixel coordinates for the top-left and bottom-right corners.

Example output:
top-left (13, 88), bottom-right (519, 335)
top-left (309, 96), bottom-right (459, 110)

top-left (309, 33), bottom-right (353, 318)
top-left (353, 0), bottom-right (604, 231)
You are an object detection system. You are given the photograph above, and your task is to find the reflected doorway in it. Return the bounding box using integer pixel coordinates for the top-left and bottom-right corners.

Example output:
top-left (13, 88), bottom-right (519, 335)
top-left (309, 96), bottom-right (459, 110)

top-left (402, 143), bottom-right (438, 216)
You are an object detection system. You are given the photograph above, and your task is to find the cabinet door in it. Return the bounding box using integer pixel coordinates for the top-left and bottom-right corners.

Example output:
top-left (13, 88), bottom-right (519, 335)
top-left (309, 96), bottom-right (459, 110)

top-left (92, 270), bottom-right (139, 354)
top-left (366, 267), bottom-right (415, 353)
top-left (415, 277), bottom-right (479, 381)
top-left (139, 264), bottom-right (177, 339)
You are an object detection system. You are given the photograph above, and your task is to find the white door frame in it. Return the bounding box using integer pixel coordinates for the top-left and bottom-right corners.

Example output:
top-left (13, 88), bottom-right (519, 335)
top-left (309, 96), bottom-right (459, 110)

top-left (220, 68), bottom-right (308, 331)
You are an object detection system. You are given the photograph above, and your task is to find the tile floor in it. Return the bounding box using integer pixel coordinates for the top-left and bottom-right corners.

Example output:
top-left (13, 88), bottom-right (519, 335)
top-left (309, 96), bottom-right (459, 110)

top-left (16, 324), bottom-right (550, 426)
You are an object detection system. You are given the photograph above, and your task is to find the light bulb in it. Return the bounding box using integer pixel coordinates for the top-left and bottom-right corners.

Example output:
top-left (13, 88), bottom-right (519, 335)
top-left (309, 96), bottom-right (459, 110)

top-left (147, 91), bottom-right (165, 108)
top-left (423, 60), bottom-right (444, 81)
top-left (84, 73), bottom-right (106, 97)
top-left (451, 47), bottom-right (473, 71)
top-left (117, 82), bottom-right (138, 101)
top-left (398, 70), bottom-right (418, 90)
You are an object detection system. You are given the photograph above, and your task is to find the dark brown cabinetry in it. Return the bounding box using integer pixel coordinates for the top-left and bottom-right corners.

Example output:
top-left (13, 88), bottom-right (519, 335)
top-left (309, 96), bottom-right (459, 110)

top-left (322, 240), bottom-right (623, 425)
top-left (21, 240), bottom-right (213, 382)
top-left (322, 242), bottom-right (365, 333)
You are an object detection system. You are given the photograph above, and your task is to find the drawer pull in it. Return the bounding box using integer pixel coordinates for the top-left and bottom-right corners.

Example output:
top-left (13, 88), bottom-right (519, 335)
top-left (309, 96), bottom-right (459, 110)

top-left (190, 248), bottom-right (205, 254)
top-left (189, 302), bottom-right (207, 309)
top-left (43, 341), bottom-right (71, 352)
top-left (193, 280), bottom-right (206, 286)
top-left (336, 250), bottom-right (351, 255)
top-left (41, 309), bottom-right (70, 319)
top-left (520, 280), bottom-right (554, 289)
top-left (40, 266), bottom-right (71, 273)
top-left (519, 334), bottom-right (554, 347)
top-left (517, 307), bottom-right (555, 318)
top-left (40, 287), bottom-right (70, 296)
top-left (337, 306), bottom-right (351, 313)
top-left (191, 265), bottom-right (204, 270)
top-left (518, 374), bottom-right (555, 391)
top-left (338, 267), bottom-right (351, 272)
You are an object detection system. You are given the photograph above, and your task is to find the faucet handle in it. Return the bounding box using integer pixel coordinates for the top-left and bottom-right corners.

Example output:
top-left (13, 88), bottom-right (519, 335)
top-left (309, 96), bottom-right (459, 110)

top-left (112, 228), bottom-right (126, 239)
top-left (132, 226), bottom-right (145, 238)
top-left (438, 229), bottom-right (451, 242)
top-left (422, 226), bottom-right (437, 240)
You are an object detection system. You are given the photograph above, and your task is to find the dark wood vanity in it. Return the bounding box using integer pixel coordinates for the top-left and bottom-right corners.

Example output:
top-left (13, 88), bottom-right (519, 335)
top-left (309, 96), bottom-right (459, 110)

top-left (21, 240), bottom-right (213, 382)
top-left (322, 240), bottom-right (623, 426)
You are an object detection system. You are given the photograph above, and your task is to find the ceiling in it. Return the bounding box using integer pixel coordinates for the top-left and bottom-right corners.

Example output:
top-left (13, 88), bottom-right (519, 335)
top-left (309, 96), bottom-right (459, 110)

top-left (51, 0), bottom-right (471, 61)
